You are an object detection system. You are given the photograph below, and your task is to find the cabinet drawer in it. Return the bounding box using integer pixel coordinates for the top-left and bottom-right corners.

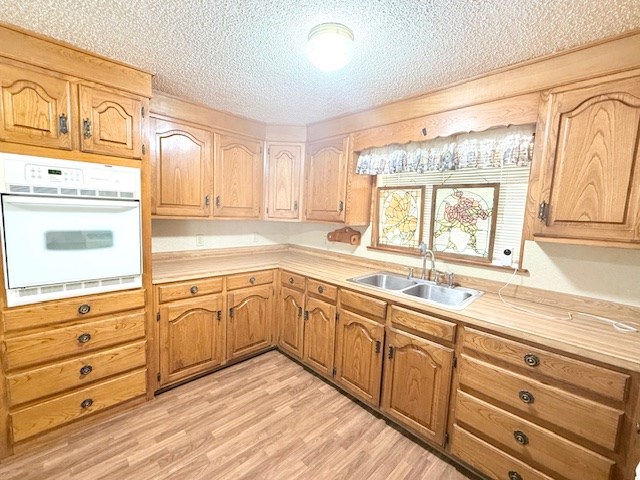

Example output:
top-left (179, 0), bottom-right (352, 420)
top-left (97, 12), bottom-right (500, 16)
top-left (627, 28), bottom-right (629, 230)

top-left (455, 391), bottom-right (614, 480)
top-left (7, 341), bottom-right (146, 407)
top-left (389, 305), bottom-right (456, 342)
top-left (10, 369), bottom-right (146, 442)
top-left (3, 289), bottom-right (145, 332)
top-left (339, 289), bottom-right (386, 322)
top-left (307, 278), bottom-right (337, 303)
top-left (463, 328), bottom-right (628, 402)
top-left (450, 425), bottom-right (554, 480)
top-left (157, 277), bottom-right (223, 303)
top-left (458, 356), bottom-right (623, 451)
top-left (281, 271), bottom-right (306, 291)
top-left (227, 270), bottom-right (274, 291)
top-left (4, 312), bottom-right (146, 371)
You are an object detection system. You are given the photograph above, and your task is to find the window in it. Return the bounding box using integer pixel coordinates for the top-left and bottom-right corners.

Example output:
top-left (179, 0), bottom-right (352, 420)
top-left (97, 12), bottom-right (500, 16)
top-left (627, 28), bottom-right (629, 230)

top-left (361, 126), bottom-right (534, 268)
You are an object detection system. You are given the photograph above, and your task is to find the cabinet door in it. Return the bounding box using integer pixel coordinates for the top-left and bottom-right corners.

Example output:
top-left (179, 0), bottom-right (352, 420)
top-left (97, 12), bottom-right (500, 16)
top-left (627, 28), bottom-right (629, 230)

top-left (266, 143), bottom-right (303, 220)
top-left (227, 285), bottom-right (273, 360)
top-left (150, 117), bottom-right (213, 217)
top-left (278, 286), bottom-right (304, 358)
top-left (381, 328), bottom-right (453, 446)
top-left (335, 310), bottom-right (384, 406)
top-left (0, 62), bottom-right (72, 150)
top-left (304, 137), bottom-right (347, 222)
top-left (534, 75), bottom-right (640, 243)
top-left (159, 294), bottom-right (224, 386)
top-left (79, 84), bottom-right (144, 159)
top-left (303, 296), bottom-right (336, 376)
top-left (214, 133), bottom-right (263, 218)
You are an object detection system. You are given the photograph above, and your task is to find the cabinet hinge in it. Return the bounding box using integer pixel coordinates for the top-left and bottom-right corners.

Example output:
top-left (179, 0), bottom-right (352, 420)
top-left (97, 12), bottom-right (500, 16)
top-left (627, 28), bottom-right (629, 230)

top-left (444, 432), bottom-right (449, 445)
top-left (267, 147), bottom-right (271, 155)
top-left (304, 310), bottom-right (309, 321)
top-left (266, 207), bottom-right (269, 214)
top-left (538, 201), bottom-right (549, 222)
top-left (156, 312), bottom-right (160, 321)
top-left (332, 367), bottom-right (337, 377)
top-left (157, 372), bottom-right (161, 382)
top-left (229, 308), bottom-right (234, 318)
top-left (453, 355), bottom-right (457, 368)
top-left (216, 310), bottom-right (222, 321)
top-left (142, 144), bottom-right (146, 155)
top-left (336, 312), bottom-right (340, 321)
top-left (141, 106), bottom-right (145, 118)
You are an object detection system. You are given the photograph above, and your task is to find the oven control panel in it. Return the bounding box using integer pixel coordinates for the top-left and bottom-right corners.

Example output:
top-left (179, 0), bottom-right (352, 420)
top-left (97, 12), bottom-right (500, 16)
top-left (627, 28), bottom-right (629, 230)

top-left (26, 164), bottom-right (84, 184)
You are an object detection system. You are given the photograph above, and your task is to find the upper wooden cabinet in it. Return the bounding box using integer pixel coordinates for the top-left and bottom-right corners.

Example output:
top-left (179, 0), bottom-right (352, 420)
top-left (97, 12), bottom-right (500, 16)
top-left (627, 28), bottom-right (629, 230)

top-left (150, 116), bottom-right (213, 217)
top-left (304, 135), bottom-right (373, 225)
top-left (532, 74), bottom-right (640, 245)
top-left (266, 142), bottom-right (304, 221)
top-left (79, 84), bottom-right (145, 159)
top-left (214, 133), bottom-right (263, 219)
top-left (0, 62), bottom-right (73, 150)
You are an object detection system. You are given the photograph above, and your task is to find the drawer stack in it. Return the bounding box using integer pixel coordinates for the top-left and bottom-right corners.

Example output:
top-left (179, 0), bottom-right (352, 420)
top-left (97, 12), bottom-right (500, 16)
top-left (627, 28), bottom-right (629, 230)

top-left (451, 327), bottom-right (629, 480)
top-left (2, 290), bottom-right (147, 443)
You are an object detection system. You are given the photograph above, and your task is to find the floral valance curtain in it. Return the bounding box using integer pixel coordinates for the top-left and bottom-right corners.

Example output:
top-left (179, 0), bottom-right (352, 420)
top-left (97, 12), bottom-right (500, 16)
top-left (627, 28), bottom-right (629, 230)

top-left (355, 126), bottom-right (535, 175)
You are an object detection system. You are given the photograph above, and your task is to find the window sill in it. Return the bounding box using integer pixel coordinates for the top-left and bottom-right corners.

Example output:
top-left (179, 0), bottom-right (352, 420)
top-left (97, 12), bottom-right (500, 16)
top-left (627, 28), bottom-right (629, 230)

top-left (366, 245), bottom-right (529, 274)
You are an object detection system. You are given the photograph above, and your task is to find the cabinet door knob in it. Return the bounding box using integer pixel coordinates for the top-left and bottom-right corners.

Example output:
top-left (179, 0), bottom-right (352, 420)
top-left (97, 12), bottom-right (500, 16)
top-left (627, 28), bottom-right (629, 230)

top-left (249, 276), bottom-right (256, 284)
top-left (513, 430), bottom-right (529, 445)
top-left (80, 398), bottom-right (94, 409)
top-left (317, 286), bottom-right (324, 294)
top-left (524, 353), bottom-right (540, 367)
top-left (508, 471), bottom-right (523, 480)
top-left (288, 277), bottom-right (294, 284)
top-left (77, 333), bottom-right (92, 344)
top-left (518, 390), bottom-right (534, 404)
top-left (79, 365), bottom-right (93, 376)
top-left (78, 304), bottom-right (91, 315)
top-left (190, 286), bottom-right (199, 295)
top-left (59, 113), bottom-right (69, 135)
top-left (82, 118), bottom-right (92, 138)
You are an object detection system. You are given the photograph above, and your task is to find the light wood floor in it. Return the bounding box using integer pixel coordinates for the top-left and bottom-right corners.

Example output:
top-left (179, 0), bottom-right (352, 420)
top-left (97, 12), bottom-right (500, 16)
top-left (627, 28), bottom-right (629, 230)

top-left (0, 351), bottom-right (474, 480)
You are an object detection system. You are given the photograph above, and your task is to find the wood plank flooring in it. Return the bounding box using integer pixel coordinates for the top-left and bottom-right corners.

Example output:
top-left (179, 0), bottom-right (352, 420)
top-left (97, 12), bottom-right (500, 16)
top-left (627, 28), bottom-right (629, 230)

top-left (0, 351), bottom-right (474, 480)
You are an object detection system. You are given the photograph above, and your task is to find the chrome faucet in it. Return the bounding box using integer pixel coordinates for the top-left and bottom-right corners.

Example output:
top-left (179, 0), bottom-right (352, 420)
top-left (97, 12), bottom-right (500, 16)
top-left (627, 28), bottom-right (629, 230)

top-left (418, 242), bottom-right (436, 280)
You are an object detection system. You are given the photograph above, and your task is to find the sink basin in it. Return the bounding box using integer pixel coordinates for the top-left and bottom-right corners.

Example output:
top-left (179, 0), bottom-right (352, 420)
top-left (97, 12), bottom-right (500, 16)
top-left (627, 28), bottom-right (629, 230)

top-left (349, 272), bottom-right (417, 290)
top-left (402, 283), bottom-right (479, 309)
top-left (347, 271), bottom-right (483, 310)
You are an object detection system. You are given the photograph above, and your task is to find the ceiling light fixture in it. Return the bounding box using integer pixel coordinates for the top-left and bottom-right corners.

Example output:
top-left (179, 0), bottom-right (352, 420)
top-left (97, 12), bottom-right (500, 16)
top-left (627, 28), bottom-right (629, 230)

top-left (307, 23), bottom-right (354, 72)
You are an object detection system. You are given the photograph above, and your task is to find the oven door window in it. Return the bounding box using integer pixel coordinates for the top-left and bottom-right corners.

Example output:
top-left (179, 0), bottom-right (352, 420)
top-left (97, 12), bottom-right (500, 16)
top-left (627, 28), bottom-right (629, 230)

top-left (1, 195), bottom-right (141, 288)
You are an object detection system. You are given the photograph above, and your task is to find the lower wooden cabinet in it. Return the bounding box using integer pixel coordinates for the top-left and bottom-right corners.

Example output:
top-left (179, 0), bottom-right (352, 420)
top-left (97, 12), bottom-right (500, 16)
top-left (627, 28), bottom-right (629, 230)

top-left (227, 285), bottom-right (273, 360)
top-left (381, 328), bottom-right (454, 446)
top-left (278, 286), bottom-right (305, 358)
top-left (158, 294), bottom-right (225, 386)
top-left (334, 310), bottom-right (384, 406)
top-left (302, 296), bottom-right (336, 377)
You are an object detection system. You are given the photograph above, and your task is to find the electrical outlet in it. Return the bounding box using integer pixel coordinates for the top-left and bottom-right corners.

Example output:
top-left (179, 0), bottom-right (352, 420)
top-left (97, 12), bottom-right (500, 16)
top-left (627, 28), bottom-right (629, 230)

top-left (196, 234), bottom-right (205, 247)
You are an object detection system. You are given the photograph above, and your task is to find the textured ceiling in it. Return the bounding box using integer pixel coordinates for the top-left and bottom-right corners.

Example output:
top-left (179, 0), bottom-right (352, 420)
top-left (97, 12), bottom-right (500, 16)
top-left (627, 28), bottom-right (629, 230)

top-left (1, 1), bottom-right (639, 125)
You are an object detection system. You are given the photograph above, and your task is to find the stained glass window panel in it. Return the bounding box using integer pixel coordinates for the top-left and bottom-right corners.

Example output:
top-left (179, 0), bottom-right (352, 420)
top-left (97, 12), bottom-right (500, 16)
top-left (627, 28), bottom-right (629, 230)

top-left (377, 187), bottom-right (424, 249)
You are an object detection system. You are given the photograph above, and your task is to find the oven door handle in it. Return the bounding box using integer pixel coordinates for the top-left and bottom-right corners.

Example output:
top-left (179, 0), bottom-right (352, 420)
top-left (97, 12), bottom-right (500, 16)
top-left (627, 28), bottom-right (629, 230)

top-left (2, 196), bottom-right (139, 211)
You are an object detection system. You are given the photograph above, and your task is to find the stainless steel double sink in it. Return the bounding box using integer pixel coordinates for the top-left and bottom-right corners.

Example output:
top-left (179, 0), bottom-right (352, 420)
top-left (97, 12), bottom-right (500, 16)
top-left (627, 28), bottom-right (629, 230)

top-left (347, 272), bottom-right (483, 310)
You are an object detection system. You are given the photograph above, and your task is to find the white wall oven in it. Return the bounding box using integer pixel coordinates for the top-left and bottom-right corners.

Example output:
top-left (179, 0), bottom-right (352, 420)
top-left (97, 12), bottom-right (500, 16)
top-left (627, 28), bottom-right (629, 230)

top-left (0, 153), bottom-right (142, 306)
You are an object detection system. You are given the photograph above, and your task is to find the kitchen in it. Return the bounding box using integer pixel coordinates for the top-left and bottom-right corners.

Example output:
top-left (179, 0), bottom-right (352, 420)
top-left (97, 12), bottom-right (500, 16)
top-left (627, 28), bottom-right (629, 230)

top-left (0, 1), bottom-right (639, 479)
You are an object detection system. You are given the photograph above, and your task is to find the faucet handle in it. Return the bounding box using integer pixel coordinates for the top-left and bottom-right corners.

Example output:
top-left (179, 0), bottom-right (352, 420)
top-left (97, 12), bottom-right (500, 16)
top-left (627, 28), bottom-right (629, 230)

top-left (406, 267), bottom-right (414, 279)
top-left (447, 272), bottom-right (455, 288)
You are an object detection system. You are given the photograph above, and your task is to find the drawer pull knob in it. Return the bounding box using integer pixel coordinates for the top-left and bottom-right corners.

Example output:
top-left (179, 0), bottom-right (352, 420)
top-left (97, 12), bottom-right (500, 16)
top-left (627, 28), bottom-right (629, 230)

top-left (77, 333), bottom-right (92, 344)
top-left (79, 365), bottom-right (93, 376)
top-left (78, 304), bottom-right (91, 315)
top-left (190, 286), bottom-right (199, 295)
top-left (519, 390), bottom-right (534, 404)
top-left (508, 472), bottom-right (523, 480)
top-left (317, 286), bottom-right (324, 294)
top-left (80, 398), bottom-right (93, 409)
top-left (249, 276), bottom-right (256, 284)
top-left (513, 430), bottom-right (529, 445)
top-left (288, 277), bottom-right (294, 284)
top-left (524, 353), bottom-right (540, 367)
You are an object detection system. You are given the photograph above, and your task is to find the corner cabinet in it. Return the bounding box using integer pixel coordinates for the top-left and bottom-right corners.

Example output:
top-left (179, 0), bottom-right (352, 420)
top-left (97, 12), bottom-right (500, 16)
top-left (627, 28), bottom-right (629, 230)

top-left (214, 133), bottom-right (263, 219)
top-left (266, 142), bottom-right (304, 220)
top-left (532, 74), bottom-right (640, 245)
top-left (304, 135), bottom-right (373, 225)
top-left (150, 116), bottom-right (213, 217)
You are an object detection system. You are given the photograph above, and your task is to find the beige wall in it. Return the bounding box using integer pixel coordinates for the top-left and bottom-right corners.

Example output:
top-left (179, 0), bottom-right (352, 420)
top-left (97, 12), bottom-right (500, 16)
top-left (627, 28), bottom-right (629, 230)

top-left (152, 220), bottom-right (640, 308)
